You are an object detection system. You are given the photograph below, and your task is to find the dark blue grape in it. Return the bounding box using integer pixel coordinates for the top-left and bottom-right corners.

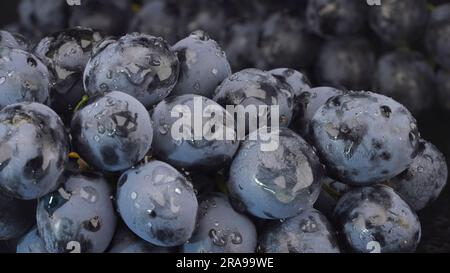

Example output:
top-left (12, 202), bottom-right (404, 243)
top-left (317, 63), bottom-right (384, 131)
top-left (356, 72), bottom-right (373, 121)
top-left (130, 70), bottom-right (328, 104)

top-left (151, 94), bottom-right (239, 172)
top-left (258, 208), bottom-right (340, 253)
top-left (425, 3), bottom-right (450, 70)
top-left (0, 47), bottom-right (52, 109)
top-left (108, 224), bottom-right (173, 253)
top-left (171, 30), bottom-right (231, 98)
top-left (71, 91), bottom-right (153, 172)
top-left (260, 12), bottom-right (320, 70)
top-left (310, 91), bottom-right (420, 186)
top-left (389, 140), bottom-right (448, 211)
top-left (0, 190), bottom-right (35, 240)
top-left (129, 0), bottom-right (180, 44)
top-left (315, 37), bottom-right (375, 91)
top-left (334, 185), bottom-right (421, 253)
top-left (224, 21), bottom-right (262, 71)
top-left (16, 226), bottom-right (47, 253)
top-left (306, 0), bottom-right (367, 38)
top-left (182, 1), bottom-right (228, 42)
top-left (34, 27), bottom-right (104, 123)
top-left (372, 51), bottom-right (435, 114)
top-left (68, 0), bottom-right (131, 36)
top-left (37, 173), bottom-right (117, 253)
top-left (83, 33), bottom-right (179, 108)
top-left (269, 68), bottom-right (311, 99)
top-left (213, 69), bottom-right (294, 131)
top-left (18, 0), bottom-right (67, 35)
top-left (182, 193), bottom-right (257, 253)
top-left (369, 0), bottom-right (429, 46)
top-left (228, 127), bottom-right (323, 220)
top-left (116, 160), bottom-right (198, 247)
top-left (0, 102), bottom-right (68, 199)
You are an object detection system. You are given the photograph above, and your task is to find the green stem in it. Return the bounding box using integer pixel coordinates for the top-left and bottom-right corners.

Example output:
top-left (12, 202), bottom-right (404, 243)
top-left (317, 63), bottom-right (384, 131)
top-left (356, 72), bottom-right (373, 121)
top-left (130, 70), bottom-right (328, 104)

top-left (74, 95), bottom-right (89, 113)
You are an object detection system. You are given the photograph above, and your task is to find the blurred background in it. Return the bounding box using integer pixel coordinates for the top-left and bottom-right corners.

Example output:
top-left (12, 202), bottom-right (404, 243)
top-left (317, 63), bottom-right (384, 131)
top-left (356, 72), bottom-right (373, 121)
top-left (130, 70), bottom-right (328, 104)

top-left (1, 0), bottom-right (450, 252)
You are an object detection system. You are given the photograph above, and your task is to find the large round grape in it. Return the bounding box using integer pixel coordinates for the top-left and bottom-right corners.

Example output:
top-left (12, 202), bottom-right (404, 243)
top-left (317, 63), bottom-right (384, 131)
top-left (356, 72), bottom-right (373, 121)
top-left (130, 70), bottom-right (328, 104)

top-left (310, 91), bottom-right (420, 186)
top-left (369, 0), bottom-right (429, 46)
top-left (0, 102), bottom-right (69, 199)
top-left (213, 68), bottom-right (294, 131)
top-left (34, 27), bottom-right (103, 122)
top-left (108, 225), bottom-right (173, 253)
top-left (171, 30), bottom-right (231, 98)
top-left (18, 0), bottom-right (67, 35)
top-left (68, 0), bottom-right (131, 36)
top-left (0, 47), bottom-right (51, 109)
top-left (306, 0), bottom-right (367, 37)
top-left (182, 193), bottom-right (257, 253)
top-left (425, 3), bottom-right (450, 70)
top-left (260, 12), bottom-right (319, 69)
top-left (258, 208), bottom-right (340, 253)
top-left (315, 37), bottom-right (375, 91)
top-left (36, 173), bottom-right (117, 253)
top-left (151, 94), bottom-right (239, 172)
top-left (71, 91), bottom-right (153, 172)
top-left (334, 185), bottom-right (421, 253)
top-left (372, 51), bottom-right (435, 114)
top-left (83, 33), bottom-right (179, 108)
top-left (0, 190), bottom-right (35, 240)
top-left (228, 127), bottom-right (323, 220)
top-left (116, 160), bottom-right (198, 247)
top-left (16, 226), bottom-right (47, 253)
top-left (389, 140), bottom-right (448, 211)
top-left (129, 0), bottom-right (180, 45)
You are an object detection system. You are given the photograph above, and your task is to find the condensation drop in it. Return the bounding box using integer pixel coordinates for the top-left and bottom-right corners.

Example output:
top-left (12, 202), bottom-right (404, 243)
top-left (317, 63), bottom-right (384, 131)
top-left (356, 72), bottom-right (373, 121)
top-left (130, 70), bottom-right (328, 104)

top-left (209, 229), bottom-right (226, 247)
top-left (230, 232), bottom-right (243, 245)
top-left (131, 192), bottom-right (138, 200)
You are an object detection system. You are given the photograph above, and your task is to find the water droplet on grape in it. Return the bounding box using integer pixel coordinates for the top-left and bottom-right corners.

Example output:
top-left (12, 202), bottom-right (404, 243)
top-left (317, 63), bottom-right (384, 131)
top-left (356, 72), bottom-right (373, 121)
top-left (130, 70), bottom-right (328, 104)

top-left (131, 192), bottom-right (138, 200)
top-left (230, 232), bottom-right (243, 245)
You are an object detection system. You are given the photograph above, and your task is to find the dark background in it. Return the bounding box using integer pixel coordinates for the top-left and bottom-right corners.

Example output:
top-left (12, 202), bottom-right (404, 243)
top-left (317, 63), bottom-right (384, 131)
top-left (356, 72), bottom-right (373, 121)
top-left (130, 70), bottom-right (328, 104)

top-left (1, 0), bottom-right (450, 252)
top-left (0, 2), bottom-right (17, 27)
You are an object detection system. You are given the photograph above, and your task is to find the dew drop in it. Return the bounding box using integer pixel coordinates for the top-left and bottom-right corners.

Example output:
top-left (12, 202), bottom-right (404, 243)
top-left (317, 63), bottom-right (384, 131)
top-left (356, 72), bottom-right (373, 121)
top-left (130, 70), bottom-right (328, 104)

top-left (147, 209), bottom-right (156, 218)
top-left (100, 83), bottom-right (109, 91)
top-left (97, 125), bottom-right (105, 134)
top-left (279, 115), bottom-right (288, 124)
top-left (27, 57), bottom-right (37, 67)
top-left (380, 105), bottom-right (391, 118)
top-left (211, 68), bottom-right (218, 75)
top-left (0, 77), bottom-right (5, 85)
top-left (80, 186), bottom-right (98, 203)
top-left (209, 229), bottom-right (226, 247)
top-left (230, 232), bottom-right (243, 245)
top-left (158, 124), bottom-right (169, 135)
top-left (131, 192), bottom-right (138, 200)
